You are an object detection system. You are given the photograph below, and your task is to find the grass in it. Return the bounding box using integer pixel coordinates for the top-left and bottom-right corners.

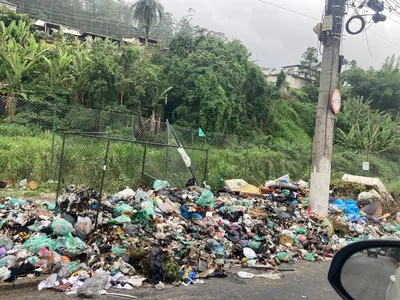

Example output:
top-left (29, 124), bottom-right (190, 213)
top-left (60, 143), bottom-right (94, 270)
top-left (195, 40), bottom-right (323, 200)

top-left (0, 133), bottom-right (399, 195)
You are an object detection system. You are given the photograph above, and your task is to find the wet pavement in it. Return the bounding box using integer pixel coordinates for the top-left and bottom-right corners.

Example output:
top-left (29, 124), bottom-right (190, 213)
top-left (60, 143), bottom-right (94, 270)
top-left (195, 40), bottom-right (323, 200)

top-left (1, 261), bottom-right (340, 300)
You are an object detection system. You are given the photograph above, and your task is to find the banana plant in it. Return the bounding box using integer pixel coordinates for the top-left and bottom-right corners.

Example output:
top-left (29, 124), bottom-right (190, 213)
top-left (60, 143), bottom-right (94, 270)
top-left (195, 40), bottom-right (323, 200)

top-left (0, 30), bottom-right (49, 116)
top-left (43, 48), bottom-right (73, 96)
top-left (70, 46), bottom-right (91, 104)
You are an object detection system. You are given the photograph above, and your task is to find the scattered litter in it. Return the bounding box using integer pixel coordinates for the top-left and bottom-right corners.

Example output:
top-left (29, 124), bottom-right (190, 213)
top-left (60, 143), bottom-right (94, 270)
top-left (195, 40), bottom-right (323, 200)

top-left (238, 271), bottom-right (255, 279)
top-left (0, 174), bottom-right (398, 296)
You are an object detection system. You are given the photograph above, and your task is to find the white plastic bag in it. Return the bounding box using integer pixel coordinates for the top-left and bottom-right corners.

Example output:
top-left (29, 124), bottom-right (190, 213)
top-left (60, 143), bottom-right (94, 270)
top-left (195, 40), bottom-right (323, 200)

top-left (77, 270), bottom-right (110, 297)
top-left (74, 216), bottom-right (93, 235)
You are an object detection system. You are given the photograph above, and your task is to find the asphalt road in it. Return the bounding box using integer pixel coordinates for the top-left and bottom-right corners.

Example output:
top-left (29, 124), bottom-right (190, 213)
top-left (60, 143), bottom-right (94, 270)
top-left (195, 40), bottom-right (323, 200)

top-left (0, 261), bottom-right (340, 300)
top-left (341, 253), bottom-right (397, 300)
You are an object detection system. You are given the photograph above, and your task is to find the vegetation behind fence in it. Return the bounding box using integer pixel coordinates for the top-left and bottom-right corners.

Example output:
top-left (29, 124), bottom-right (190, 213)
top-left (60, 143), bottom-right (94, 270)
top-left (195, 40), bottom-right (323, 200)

top-left (0, 96), bottom-right (399, 192)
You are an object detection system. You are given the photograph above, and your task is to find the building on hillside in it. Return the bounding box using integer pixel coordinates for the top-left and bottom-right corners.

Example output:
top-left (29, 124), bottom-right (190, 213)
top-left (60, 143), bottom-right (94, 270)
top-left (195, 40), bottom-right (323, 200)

top-left (123, 36), bottom-right (158, 47)
top-left (34, 20), bottom-right (81, 37)
top-left (265, 65), bottom-right (318, 89)
top-left (0, 0), bottom-right (17, 12)
top-left (32, 20), bottom-right (167, 50)
top-left (80, 31), bottom-right (121, 44)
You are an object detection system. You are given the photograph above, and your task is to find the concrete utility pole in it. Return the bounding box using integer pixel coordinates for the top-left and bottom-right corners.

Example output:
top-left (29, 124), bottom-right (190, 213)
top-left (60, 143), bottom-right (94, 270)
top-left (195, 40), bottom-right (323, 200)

top-left (309, 0), bottom-right (347, 216)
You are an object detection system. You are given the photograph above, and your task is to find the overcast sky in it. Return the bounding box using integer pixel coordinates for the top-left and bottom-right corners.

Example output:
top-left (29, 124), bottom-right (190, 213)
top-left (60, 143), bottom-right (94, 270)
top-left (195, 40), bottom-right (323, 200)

top-left (162, 0), bottom-right (400, 70)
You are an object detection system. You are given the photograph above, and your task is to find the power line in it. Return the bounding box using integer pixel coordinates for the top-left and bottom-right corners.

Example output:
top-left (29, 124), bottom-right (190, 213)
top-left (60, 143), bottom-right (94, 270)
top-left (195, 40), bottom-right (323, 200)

top-left (256, 0), bottom-right (400, 52)
top-left (368, 29), bottom-right (400, 49)
top-left (256, 0), bottom-right (320, 21)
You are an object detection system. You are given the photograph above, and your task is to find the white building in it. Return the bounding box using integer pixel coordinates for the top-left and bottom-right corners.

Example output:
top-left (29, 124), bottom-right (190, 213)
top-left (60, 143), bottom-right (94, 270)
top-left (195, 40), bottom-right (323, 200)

top-left (265, 65), bottom-right (318, 89)
top-left (0, 0), bottom-right (17, 12)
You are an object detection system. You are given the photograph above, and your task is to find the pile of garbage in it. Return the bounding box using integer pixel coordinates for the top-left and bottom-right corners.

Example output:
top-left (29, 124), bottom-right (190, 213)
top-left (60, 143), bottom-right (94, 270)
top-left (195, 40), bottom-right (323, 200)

top-left (0, 176), bottom-right (399, 296)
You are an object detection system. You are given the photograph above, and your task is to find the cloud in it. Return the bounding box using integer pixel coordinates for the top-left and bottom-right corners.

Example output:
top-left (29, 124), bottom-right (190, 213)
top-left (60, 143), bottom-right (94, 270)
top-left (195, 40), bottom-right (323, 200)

top-left (162, 0), bottom-right (400, 69)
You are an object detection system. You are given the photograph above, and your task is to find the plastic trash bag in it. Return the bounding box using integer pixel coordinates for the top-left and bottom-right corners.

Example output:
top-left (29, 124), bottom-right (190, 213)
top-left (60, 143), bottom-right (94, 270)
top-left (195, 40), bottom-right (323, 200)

top-left (0, 267), bottom-right (10, 281)
top-left (109, 215), bottom-right (131, 224)
top-left (0, 236), bottom-right (14, 250)
top-left (135, 190), bottom-right (151, 203)
top-left (77, 270), bottom-right (110, 298)
top-left (112, 188), bottom-right (135, 202)
top-left (181, 266), bottom-right (197, 284)
top-left (141, 199), bottom-right (155, 215)
top-left (155, 197), bottom-right (174, 214)
top-left (55, 234), bottom-right (88, 255)
top-left (197, 188), bottom-right (215, 207)
top-left (23, 235), bottom-right (56, 253)
top-left (9, 198), bottom-right (28, 206)
top-left (115, 203), bottom-right (134, 215)
top-left (51, 218), bottom-right (74, 236)
top-left (153, 180), bottom-right (170, 191)
top-left (243, 247), bottom-right (257, 258)
top-left (150, 247), bottom-right (163, 284)
top-left (0, 256), bottom-right (9, 268)
top-left (206, 239), bottom-right (225, 257)
top-left (74, 216), bottom-right (93, 235)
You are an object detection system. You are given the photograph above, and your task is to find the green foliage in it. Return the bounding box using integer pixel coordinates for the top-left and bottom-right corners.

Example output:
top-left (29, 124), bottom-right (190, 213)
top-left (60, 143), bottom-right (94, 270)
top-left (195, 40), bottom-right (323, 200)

top-left (268, 100), bottom-right (316, 142)
top-left (342, 55), bottom-right (400, 112)
top-left (336, 97), bottom-right (400, 153)
top-left (0, 6), bottom-right (30, 28)
top-left (300, 83), bottom-right (319, 102)
top-left (299, 46), bottom-right (320, 82)
top-left (332, 150), bottom-right (399, 184)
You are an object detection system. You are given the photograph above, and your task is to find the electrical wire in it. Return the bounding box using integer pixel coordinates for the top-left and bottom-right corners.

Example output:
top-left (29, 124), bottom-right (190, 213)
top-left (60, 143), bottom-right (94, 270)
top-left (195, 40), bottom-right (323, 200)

top-left (367, 29), bottom-right (400, 49)
top-left (256, 0), bottom-right (320, 21)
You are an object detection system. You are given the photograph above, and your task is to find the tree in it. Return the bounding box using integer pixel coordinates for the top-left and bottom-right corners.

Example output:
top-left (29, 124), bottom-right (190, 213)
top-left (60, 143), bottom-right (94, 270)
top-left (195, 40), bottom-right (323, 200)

top-left (276, 70), bottom-right (287, 91)
top-left (131, 0), bottom-right (164, 44)
top-left (342, 55), bottom-right (400, 112)
top-left (0, 5), bottom-right (31, 28)
top-left (164, 34), bottom-right (250, 133)
top-left (299, 46), bottom-right (320, 82)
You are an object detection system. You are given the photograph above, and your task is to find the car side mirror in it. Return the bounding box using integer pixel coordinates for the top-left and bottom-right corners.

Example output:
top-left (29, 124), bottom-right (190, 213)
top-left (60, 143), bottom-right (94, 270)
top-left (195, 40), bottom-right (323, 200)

top-left (328, 240), bottom-right (400, 300)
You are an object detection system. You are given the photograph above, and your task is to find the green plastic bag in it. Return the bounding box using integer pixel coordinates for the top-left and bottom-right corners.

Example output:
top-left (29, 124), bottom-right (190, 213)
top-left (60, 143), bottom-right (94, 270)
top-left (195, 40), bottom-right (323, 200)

top-left (55, 234), bottom-right (87, 255)
top-left (296, 227), bottom-right (307, 234)
top-left (10, 198), bottom-right (28, 206)
top-left (247, 241), bottom-right (261, 250)
top-left (108, 215), bottom-right (131, 224)
top-left (112, 247), bottom-right (127, 255)
top-left (115, 203), bottom-right (134, 215)
top-left (153, 180), bottom-right (170, 191)
top-left (51, 218), bottom-right (74, 236)
top-left (23, 235), bottom-right (56, 253)
top-left (135, 190), bottom-right (151, 203)
top-left (197, 188), bottom-right (215, 207)
top-left (277, 251), bottom-right (292, 262)
top-left (305, 253), bottom-right (315, 261)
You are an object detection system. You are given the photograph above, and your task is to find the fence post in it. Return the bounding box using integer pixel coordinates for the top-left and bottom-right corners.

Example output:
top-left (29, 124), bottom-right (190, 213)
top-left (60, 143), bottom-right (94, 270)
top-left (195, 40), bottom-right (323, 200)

top-left (166, 121), bottom-right (169, 180)
top-left (285, 141), bottom-right (289, 174)
top-left (49, 104), bottom-right (57, 181)
top-left (309, 142), bottom-right (313, 178)
top-left (55, 133), bottom-right (66, 205)
top-left (130, 141), bottom-right (135, 186)
top-left (204, 149), bottom-right (209, 183)
top-left (131, 115), bottom-right (135, 138)
top-left (141, 143), bottom-right (147, 184)
top-left (95, 137), bottom-right (111, 229)
top-left (244, 141), bottom-right (248, 180)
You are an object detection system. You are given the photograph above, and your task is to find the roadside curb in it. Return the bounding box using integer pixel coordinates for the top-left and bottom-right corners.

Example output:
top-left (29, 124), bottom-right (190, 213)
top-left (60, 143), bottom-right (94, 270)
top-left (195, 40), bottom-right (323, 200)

top-left (0, 276), bottom-right (45, 291)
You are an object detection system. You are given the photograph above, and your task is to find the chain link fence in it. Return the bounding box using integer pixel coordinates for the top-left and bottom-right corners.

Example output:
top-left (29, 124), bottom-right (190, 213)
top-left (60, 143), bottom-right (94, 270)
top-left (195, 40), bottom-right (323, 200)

top-left (0, 95), bottom-right (399, 192)
top-left (55, 132), bottom-right (208, 196)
